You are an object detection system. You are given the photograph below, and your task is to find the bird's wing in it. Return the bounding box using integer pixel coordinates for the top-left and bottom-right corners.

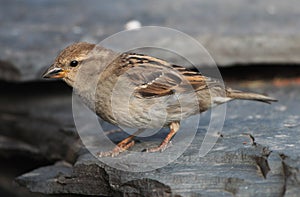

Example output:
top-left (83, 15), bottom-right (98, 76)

top-left (115, 53), bottom-right (221, 99)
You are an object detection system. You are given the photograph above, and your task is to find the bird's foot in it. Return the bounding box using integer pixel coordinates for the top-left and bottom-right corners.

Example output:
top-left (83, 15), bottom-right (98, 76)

top-left (97, 140), bottom-right (135, 157)
top-left (144, 141), bottom-right (173, 153)
top-left (98, 129), bottom-right (144, 157)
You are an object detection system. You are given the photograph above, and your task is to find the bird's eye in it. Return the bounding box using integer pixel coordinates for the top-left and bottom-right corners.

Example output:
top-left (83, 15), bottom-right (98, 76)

top-left (70, 60), bottom-right (78, 67)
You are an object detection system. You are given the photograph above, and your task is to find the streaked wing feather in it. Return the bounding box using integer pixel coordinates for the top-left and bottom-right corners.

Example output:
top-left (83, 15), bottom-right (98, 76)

top-left (118, 53), bottom-right (220, 98)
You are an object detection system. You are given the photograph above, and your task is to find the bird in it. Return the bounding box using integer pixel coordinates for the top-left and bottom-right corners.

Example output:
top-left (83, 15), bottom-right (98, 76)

top-left (42, 42), bottom-right (277, 157)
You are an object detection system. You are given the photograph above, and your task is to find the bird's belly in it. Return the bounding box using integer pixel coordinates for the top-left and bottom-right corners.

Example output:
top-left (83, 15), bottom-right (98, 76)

top-left (97, 93), bottom-right (200, 129)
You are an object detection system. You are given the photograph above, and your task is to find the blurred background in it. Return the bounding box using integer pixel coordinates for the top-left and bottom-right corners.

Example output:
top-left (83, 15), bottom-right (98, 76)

top-left (1, 0), bottom-right (300, 196)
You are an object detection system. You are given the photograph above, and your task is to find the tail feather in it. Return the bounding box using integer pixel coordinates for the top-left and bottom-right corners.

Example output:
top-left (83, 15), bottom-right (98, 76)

top-left (226, 88), bottom-right (277, 104)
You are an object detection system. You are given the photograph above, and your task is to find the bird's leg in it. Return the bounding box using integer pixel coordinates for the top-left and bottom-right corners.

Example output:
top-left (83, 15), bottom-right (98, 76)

top-left (98, 129), bottom-right (144, 157)
top-left (146, 122), bottom-right (180, 153)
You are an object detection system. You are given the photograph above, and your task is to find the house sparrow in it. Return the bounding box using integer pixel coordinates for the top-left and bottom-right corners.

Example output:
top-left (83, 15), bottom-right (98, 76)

top-left (43, 42), bottom-right (277, 157)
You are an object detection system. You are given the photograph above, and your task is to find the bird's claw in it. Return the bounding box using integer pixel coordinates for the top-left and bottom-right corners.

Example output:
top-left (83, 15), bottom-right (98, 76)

top-left (144, 141), bottom-right (173, 153)
top-left (97, 140), bottom-right (135, 157)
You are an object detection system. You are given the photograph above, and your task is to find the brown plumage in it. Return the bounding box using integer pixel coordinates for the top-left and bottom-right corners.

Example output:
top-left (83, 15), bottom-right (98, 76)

top-left (43, 42), bottom-right (277, 157)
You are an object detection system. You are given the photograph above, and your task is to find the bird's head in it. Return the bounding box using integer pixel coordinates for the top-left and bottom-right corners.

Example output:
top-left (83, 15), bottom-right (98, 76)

top-left (42, 42), bottom-right (95, 85)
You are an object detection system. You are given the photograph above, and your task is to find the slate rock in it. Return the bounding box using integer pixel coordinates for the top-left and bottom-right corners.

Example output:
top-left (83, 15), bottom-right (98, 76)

top-left (1, 0), bottom-right (300, 81)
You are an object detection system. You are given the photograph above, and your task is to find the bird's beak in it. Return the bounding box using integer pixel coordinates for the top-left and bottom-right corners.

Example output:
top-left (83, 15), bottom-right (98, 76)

top-left (42, 65), bottom-right (67, 79)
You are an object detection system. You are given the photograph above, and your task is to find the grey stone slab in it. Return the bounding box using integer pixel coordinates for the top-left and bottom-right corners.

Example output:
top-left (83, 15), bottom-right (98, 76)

top-left (1, 0), bottom-right (300, 81)
top-left (15, 134), bottom-right (285, 196)
top-left (16, 161), bottom-right (113, 196)
top-left (13, 83), bottom-right (300, 196)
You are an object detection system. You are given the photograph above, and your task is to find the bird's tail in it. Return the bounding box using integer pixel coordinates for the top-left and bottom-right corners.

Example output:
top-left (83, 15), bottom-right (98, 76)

top-left (226, 88), bottom-right (277, 104)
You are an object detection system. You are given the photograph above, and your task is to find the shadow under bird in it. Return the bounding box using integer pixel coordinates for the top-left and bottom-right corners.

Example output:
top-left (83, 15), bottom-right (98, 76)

top-left (43, 42), bottom-right (277, 157)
